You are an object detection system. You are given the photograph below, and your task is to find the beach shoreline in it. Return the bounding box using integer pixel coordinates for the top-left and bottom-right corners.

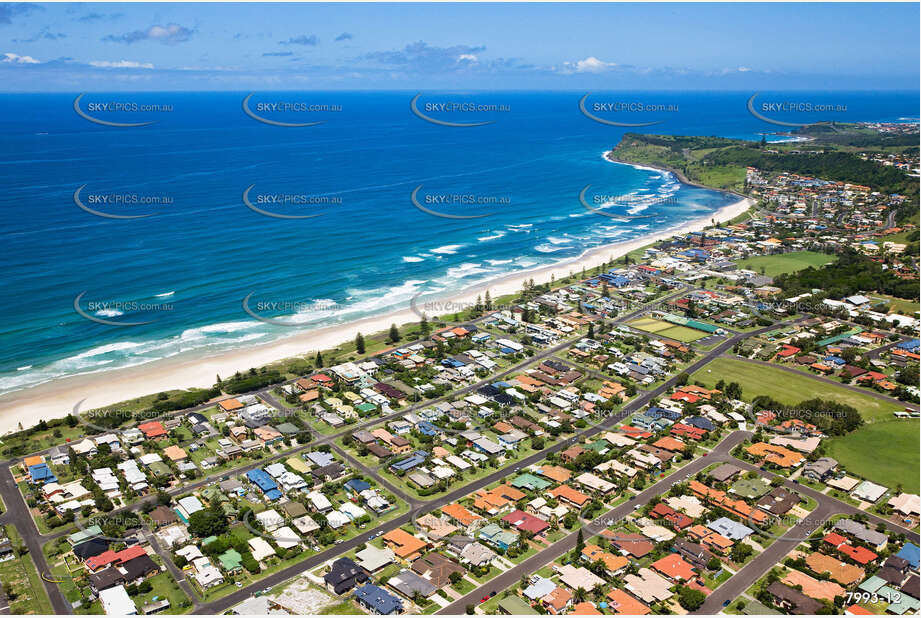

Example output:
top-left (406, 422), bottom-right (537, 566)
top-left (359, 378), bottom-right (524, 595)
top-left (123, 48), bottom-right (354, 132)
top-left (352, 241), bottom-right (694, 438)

top-left (0, 157), bottom-right (753, 435)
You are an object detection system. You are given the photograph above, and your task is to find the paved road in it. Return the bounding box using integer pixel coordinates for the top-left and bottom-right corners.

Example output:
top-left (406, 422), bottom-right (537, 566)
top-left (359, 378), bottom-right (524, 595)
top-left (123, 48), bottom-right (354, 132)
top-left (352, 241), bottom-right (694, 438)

top-left (145, 522), bottom-right (199, 610)
top-left (694, 501), bottom-right (838, 614)
top-left (0, 289), bottom-right (778, 614)
top-left (437, 431), bottom-right (753, 614)
top-left (865, 339), bottom-right (907, 360)
top-left (194, 315), bottom-right (805, 614)
top-left (0, 469), bottom-right (71, 614)
top-left (727, 456), bottom-right (919, 542)
top-left (719, 354), bottom-right (918, 412)
top-left (694, 454), bottom-right (920, 614)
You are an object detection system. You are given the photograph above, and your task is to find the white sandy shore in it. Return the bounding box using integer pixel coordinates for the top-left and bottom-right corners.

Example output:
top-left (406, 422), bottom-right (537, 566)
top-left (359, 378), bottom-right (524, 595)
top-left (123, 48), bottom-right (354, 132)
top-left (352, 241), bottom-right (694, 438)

top-left (0, 174), bottom-right (753, 435)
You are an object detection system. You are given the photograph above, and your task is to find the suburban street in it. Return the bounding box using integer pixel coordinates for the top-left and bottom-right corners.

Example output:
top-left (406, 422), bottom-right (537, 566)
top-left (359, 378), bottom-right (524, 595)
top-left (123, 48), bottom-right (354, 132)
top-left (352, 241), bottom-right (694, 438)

top-left (694, 456), bottom-right (921, 614)
top-left (0, 283), bottom-right (914, 616)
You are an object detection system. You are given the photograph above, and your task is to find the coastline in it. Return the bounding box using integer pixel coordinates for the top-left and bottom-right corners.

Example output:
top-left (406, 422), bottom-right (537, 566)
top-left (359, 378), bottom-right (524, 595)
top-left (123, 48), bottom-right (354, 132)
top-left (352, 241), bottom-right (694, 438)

top-left (0, 157), bottom-right (753, 435)
top-left (604, 150), bottom-right (747, 197)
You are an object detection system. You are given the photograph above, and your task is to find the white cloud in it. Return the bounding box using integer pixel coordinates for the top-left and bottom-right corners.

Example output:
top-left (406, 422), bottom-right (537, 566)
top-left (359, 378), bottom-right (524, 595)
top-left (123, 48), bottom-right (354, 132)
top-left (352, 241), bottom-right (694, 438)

top-left (457, 53), bottom-right (478, 63)
top-left (89, 60), bottom-right (154, 69)
top-left (563, 56), bottom-right (617, 73)
top-left (2, 52), bottom-right (40, 64)
top-left (103, 23), bottom-right (193, 45)
top-left (737, 66), bottom-right (752, 72)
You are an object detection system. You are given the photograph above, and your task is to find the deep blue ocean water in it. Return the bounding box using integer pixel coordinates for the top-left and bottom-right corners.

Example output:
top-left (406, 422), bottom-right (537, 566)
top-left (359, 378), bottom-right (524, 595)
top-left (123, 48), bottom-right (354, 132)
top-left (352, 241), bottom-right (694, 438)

top-left (0, 90), bottom-right (915, 394)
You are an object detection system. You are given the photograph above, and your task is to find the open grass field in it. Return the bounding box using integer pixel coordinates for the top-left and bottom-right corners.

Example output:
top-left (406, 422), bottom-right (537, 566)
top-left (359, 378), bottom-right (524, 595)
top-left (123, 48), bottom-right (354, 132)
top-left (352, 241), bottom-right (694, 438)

top-left (657, 325), bottom-right (709, 342)
top-left (692, 357), bottom-right (904, 423)
top-left (628, 317), bottom-right (707, 342)
top-left (734, 251), bottom-right (836, 277)
top-left (870, 293), bottom-right (920, 316)
top-left (826, 420), bottom-right (920, 493)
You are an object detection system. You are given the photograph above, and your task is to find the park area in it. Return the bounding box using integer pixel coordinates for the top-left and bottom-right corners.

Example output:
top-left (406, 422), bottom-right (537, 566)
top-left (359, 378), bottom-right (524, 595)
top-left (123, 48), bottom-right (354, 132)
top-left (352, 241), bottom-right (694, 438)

top-left (826, 420), bottom-right (920, 493)
top-left (627, 316), bottom-right (708, 342)
top-left (692, 357), bottom-right (904, 422)
top-left (734, 250), bottom-right (836, 277)
top-left (693, 358), bottom-right (918, 491)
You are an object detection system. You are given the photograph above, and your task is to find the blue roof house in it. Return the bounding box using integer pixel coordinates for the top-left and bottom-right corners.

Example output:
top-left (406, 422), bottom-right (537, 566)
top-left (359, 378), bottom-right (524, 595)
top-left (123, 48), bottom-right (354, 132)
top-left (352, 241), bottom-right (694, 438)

top-left (354, 584), bottom-right (403, 615)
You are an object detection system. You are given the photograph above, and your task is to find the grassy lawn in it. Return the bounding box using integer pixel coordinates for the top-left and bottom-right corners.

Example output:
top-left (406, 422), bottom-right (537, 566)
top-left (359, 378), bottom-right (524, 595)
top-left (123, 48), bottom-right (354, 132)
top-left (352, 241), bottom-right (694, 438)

top-left (133, 571), bottom-right (192, 614)
top-left (451, 578), bottom-right (476, 595)
top-left (870, 293), bottom-right (920, 316)
top-left (320, 600), bottom-right (359, 614)
top-left (0, 526), bottom-right (54, 615)
top-left (825, 420), bottom-right (920, 493)
top-left (627, 317), bottom-right (707, 342)
top-left (692, 357), bottom-right (904, 422)
top-left (734, 251), bottom-right (836, 277)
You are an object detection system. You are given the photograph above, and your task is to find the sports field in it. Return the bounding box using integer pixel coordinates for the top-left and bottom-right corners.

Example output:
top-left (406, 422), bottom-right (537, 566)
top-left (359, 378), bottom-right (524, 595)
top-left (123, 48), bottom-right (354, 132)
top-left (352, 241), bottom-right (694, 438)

top-left (692, 357), bottom-right (904, 423)
top-left (826, 420), bottom-right (919, 493)
top-left (628, 317), bottom-right (707, 342)
top-left (734, 251), bottom-right (836, 277)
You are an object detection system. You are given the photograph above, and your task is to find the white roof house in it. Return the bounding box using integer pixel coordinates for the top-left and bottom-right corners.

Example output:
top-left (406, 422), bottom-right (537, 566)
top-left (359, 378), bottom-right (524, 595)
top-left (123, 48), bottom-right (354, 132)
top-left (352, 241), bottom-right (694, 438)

top-left (326, 510), bottom-right (351, 529)
top-left (272, 526), bottom-right (301, 549)
top-left (99, 585), bottom-right (137, 615)
top-left (248, 537), bottom-right (276, 562)
top-left (852, 480), bottom-right (888, 503)
top-left (255, 509), bottom-right (284, 531)
top-left (339, 502), bottom-right (367, 521)
top-left (307, 490), bottom-right (332, 512)
top-left (177, 496), bottom-right (204, 518)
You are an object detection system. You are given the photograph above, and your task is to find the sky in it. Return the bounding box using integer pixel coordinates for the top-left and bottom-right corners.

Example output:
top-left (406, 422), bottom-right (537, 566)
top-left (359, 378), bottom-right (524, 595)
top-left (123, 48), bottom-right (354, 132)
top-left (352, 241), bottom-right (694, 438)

top-left (1, 2), bottom-right (919, 91)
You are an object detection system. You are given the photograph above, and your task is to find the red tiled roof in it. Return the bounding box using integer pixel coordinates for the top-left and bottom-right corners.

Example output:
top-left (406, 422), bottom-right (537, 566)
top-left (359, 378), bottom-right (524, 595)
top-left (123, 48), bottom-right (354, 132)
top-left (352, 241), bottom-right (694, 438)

top-left (85, 545), bottom-right (147, 571)
top-left (137, 421), bottom-right (166, 438)
top-left (650, 554), bottom-right (695, 581)
top-left (502, 509), bottom-right (550, 535)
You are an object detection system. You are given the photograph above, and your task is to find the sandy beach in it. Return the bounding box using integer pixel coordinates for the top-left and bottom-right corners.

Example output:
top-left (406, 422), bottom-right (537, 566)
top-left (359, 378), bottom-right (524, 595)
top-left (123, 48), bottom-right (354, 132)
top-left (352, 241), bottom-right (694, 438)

top-left (0, 160), bottom-right (753, 435)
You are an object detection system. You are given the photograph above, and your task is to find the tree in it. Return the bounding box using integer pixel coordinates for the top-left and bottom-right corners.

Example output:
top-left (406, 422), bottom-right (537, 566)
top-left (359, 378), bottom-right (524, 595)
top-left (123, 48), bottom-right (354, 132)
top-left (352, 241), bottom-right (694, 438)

top-left (575, 529), bottom-right (585, 555)
top-left (678, 586), bottom-right (706, 611)
top-left (388, 323), bottom-right (400, 343)
top-left (315, 351), bottom-right (323, 367)
top-left (731, 542), bottom-right (753, 563)
top-left (355, 332), bottom-right (365, 354)
top-left (187, 509), bottom-right (228, 537)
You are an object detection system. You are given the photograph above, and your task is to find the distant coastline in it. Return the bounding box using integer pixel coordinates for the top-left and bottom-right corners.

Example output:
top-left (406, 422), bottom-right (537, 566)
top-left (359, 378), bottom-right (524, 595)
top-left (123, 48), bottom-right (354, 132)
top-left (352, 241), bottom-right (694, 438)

top-left (0, 153), bottom-right (753, 434)
top-left (604, 150), bottom-right (748, 198)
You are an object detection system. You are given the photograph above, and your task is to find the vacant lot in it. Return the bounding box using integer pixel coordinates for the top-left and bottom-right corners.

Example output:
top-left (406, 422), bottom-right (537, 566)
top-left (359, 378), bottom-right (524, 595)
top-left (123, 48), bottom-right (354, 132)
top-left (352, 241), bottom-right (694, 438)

top-left (826, 420), bottom-right (920, 493)
top-left (735, 251), bottom-right (836, 277)
top-left (692, 357), bottom-right (903, 422)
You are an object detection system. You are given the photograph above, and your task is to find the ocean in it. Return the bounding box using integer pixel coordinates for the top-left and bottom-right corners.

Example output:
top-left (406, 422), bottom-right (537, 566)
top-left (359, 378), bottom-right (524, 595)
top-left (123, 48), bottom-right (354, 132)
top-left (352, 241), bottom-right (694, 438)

top-left (0, 90), bottom-right (915, 395)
